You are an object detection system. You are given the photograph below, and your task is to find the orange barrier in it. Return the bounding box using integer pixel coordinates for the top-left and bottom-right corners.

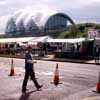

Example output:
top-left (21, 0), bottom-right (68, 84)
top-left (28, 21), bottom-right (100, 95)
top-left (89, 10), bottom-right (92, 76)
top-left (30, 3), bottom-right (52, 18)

top-left (9, 58), bottom-right (15, 76)
top-left (96, 72), bottom-right (100, 93)
top-left (53, 63), bottom-right (59, 86)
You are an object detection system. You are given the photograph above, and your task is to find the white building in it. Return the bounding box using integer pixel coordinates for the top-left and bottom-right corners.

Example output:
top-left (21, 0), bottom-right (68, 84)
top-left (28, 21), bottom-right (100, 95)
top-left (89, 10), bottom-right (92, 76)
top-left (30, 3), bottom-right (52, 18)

top-left (88, 29), bottom-right (100, 39)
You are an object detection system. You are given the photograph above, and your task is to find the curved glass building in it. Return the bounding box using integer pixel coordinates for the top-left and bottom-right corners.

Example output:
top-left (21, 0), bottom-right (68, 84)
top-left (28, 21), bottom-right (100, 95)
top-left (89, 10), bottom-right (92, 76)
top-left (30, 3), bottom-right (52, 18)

top-left (5, 10), bottom-right (74, 37)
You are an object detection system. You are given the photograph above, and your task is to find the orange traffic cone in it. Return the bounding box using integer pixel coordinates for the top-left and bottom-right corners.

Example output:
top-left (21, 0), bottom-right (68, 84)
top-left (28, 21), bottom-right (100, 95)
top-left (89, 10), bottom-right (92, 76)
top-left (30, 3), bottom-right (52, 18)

top-left (96, 72), bottom-right (100, 93)
top-left (9, 58), bottom-right (14, 76)
top-left (53, 63), bottom-right (59, 86)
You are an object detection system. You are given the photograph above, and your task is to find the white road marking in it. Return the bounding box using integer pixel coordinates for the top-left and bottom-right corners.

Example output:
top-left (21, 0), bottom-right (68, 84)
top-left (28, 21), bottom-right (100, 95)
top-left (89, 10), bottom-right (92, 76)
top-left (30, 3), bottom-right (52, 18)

top-left (82, 96), bottom-right (100, 100)
top-left (36, 71), bottom-right (53, 76)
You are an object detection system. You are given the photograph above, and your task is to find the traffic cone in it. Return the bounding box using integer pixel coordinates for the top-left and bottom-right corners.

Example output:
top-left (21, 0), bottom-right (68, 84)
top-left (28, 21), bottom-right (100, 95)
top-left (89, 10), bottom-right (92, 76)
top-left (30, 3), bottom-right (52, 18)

top-left (53, 63), bottom-right (59, 86)
top-left (9, 58), bottom-right (14, 76)
top-left (96, 72), bottom-right (100, 93)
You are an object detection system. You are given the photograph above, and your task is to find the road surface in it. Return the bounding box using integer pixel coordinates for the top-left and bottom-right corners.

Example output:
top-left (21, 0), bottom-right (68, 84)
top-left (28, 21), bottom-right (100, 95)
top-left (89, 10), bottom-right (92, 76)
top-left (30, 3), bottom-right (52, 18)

top-left (0, 57), bottom-right (100, 100)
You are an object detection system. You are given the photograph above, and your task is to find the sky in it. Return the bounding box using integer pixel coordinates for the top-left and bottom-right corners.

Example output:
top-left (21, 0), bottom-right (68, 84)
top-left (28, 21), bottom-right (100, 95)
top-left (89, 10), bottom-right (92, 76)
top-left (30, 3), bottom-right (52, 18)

top-left (0, 0), bottom-right (100, 34)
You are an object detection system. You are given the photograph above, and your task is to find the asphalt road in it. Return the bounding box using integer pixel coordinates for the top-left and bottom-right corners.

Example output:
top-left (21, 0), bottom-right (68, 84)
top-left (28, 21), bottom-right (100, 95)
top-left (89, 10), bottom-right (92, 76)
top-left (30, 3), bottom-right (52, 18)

top-left (0, 57), bottom-right (100, 100)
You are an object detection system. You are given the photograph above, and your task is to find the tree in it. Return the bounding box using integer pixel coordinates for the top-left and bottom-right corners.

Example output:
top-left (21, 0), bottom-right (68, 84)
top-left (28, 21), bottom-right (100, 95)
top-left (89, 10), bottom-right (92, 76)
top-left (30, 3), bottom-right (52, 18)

top-left (94, 25), bottom-right (100, 29)
top-left (78, 25), bottom-right (85, 33)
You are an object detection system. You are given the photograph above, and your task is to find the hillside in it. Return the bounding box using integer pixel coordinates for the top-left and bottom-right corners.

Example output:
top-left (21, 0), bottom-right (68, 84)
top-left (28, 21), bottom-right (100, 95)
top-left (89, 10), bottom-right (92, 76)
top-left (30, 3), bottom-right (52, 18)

top-left (57, 23), bottom-right (100, 39)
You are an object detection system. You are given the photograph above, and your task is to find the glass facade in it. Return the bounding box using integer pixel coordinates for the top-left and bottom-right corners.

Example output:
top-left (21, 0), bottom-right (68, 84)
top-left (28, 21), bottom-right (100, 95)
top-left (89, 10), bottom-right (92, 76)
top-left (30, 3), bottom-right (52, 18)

top-left (5, 12), bottom-right (74, 37)
top-left (44, 15), bottom-right (67, 33)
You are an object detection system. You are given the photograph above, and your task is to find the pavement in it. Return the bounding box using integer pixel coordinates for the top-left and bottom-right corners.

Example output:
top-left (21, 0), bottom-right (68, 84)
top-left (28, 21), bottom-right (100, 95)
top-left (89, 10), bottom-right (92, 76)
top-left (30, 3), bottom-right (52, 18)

top-left (83, 96), bottom-right (100, 100)
top-left (41, 55), bottom-right (96, 65)
top-left (0, 56), bottom-right (100, 100)
top-left (0, 54), bottom-right (97, 65)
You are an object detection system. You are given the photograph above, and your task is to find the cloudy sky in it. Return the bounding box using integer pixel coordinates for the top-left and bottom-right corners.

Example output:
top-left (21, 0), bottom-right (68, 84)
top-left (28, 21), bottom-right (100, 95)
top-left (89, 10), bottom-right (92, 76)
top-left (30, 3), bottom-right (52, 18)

top-left (0, 0), bottom-right (100, 34)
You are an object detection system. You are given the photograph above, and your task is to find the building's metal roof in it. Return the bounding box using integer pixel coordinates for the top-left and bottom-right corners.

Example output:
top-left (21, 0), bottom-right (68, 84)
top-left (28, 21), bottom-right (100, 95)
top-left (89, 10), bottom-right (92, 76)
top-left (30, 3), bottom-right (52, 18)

top-left (12, 9), bottom-right (74, 29)
top-left (47, 38), bottom-right (85, 43)
top-left (0, 36), bottom-right (52, 43)
top-left (13, 9), bottom-right (58, 29)
top-left (0, 37), bottom-right (34, 43)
